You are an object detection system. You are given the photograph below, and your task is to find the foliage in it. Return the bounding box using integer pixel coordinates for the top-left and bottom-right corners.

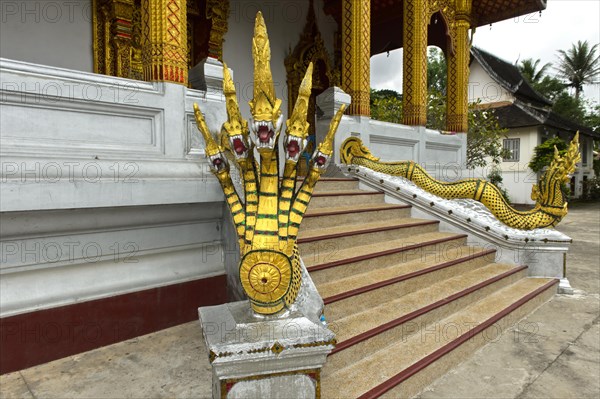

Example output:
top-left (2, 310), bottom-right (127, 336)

top-left (518, 58), bottom-right (552, 85)
top-left (531, 76), bottom-right (566, 103)
top-left (528, 137), bottom-right (568, 173)
top-left (582, 177), bottom-right (600, 200)
top-left (517, 56), bottom-right (589, 123)
top-left (551, 92), bottom-right (587, 124)
top-left (426, 90), bottom-right (446, 130)
top-left (370, 89), bottom-right (403, 124)
top-left (487, 166), bottom-right (511, 204)
top-left (370, 88), bottom-right (401, 103)
top-left (556, 40), bottom-right (600, 100)
top-left (584, 104), bottom-right (600, 134)
top-left (427, 47), bottom-right (447, 94)
top-left (466, 104), bottom-right (509, 169)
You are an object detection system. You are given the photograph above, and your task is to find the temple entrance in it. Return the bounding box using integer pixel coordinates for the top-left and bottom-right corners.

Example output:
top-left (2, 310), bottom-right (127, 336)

top-left (285, 1), bottom-right (338, 176)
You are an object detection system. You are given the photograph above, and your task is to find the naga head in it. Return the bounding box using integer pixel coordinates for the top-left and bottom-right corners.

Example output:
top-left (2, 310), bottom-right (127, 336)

top-left (248, 11), bottom-right (283, 153)
top-left (310, 104), bottom-right (346, 172)
top-left (194, 103), bottom-right (229, 174)
top-left (531, 132), bottom-right (581, 221)
top-left (221, 63), bottom-right (251, 161)
top-left (284, 63), bottom-right (313, 163)
top-left (340, 136), bottom-right (380, 165)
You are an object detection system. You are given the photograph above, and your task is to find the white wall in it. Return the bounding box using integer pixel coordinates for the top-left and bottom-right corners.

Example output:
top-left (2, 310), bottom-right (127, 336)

top-left (223, 0), bottom-right (337, 124)
top-left (496, 127), bottom-right (539, 204)
top-left (0, 59), bottom-right (234, 316)
top-left (0, 0), bottom-right (93, 72)
top-left (468, 59), bottom-right (514, 105)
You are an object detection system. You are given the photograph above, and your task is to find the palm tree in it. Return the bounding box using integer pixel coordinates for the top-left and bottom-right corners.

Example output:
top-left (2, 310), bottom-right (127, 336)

top-left (556, 40), bottom-right (600, 100)
top-left (518, 58), bottom-right (552, 85)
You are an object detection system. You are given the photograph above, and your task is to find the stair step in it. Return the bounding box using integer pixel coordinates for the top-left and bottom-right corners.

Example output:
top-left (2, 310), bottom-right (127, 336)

top-left (305, 232), bottom-right (468, 285)
top-left (321, 277), bottom-right (558, 399)
top-left (318, 246), bottom-right (495, 304)
top-left (324, 263), bottom-right (526, 371)
top-left (302, 204), bottom-right (411, 230)
top-left (313, 178), bottom-right (360, 192)
top-left (309, 190), bottom-right (385, 208)
top-left (298, 218), bottom-right (439, 252)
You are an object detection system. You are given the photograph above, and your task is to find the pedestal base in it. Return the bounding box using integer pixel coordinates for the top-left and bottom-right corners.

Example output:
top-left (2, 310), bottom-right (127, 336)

top-left (199, 301), bottom-right (335, 399)
top-left (558, 277), bottom-right (574, 294)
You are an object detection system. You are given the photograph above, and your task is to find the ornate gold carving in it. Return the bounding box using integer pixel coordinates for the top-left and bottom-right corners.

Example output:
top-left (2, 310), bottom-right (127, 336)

top-left (93, 0), bottom-right (137, 78)
top-left (428, 0), bottom-right (457, 53)
top-left (446, 18), bottom-right (470, 132)
top-left (205, 0), bottom-right (230, 61)
top-left (285, 0), bottom-right (337, 175)
top-left (341, 135), bottom-right (581, 230)
top-left (141, 0), bottom-right (188, 84)
top-left (403, 0), bottom-right (428, 126)
top-left (341, 0), bottom-right (371, 116)
top-left (193, 12), bottom-right (345, 315)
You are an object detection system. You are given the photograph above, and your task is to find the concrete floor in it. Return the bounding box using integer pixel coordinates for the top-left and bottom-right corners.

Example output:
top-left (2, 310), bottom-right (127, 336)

top-left (1, 202), bottom-right (599, 399)
top-left (417, 201), bottom-right (600, 399)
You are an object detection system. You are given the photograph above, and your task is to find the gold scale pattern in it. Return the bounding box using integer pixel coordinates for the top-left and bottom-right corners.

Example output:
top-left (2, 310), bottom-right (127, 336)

top-left (193, 12), bottom-right (345, 315)
top-left (340, 136), bottom-right (581, 230)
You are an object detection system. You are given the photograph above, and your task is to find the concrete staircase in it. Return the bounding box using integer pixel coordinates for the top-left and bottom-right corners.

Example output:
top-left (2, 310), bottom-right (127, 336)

top-left (298, 178), bottom-right (558, 399)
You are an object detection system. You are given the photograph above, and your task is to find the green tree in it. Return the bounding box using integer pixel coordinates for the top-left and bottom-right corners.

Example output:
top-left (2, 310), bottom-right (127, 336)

top-left (556, 40), bottom-right (600, 100)
top-left (528, 137), bottom-right (568, 173)
top-left (551, 92), bottom-right (587, 124)
top-left (427, 47), bottom-right (447, 94)
top-left (370, 89), bottom-right (403, 124)
top-left (532, 75), bottom-right (567, 102)
top-left (584, 104), bottom-right (600, 134)
top-left (518, 58), bottom-right (552, 85)
top-left (466, 104), bottom-right (509, 169)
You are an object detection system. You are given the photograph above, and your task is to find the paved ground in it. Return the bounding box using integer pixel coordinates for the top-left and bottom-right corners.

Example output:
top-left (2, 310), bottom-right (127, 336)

top-left (1, 202), bottom-right (599, 399)
top-left (417, 201), bottom-right (600, 399)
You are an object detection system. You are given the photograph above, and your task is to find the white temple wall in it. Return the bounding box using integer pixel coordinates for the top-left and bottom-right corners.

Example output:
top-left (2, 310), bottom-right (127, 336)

top-left (0, 58), bottom-right (232, 317)
top-left (468, 59), bottom-right (514, 105)
top-left (0, 0), bottom-right (93, 72)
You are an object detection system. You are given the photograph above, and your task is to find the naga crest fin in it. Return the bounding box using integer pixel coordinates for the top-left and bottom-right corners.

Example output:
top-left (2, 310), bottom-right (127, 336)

top-left (249, 11), bottom-right (281, 124)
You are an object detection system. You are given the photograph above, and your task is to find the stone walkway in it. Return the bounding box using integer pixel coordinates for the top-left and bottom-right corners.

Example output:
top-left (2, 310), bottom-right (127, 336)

top-left (1, 202), bottom-right (599, 399)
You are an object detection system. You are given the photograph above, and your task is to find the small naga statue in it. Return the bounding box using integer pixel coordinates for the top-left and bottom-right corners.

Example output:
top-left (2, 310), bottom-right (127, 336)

top-left (341, 134), bottom-right (581, 230)
top-left (194, 12), bottom-right (345, 315)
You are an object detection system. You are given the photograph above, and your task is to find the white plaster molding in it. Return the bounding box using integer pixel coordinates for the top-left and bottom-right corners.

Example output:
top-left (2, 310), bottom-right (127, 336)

top-left (0, 203), bottom-right (228, 317)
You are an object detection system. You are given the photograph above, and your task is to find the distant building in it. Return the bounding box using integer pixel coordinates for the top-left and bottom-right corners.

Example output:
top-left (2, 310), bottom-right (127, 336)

top-left (469, 47), bottom-right (599, 204)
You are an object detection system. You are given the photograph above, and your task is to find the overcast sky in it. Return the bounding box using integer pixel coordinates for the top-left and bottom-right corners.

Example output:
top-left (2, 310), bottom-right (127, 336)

top-left (370, 0), bottom-right (600, 103)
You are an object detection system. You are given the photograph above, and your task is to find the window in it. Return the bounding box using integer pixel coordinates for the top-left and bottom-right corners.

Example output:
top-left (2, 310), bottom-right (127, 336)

top-left (581, 139), bottom-right (588, 165)
top-left (503, 138), bottom-right (520, 162)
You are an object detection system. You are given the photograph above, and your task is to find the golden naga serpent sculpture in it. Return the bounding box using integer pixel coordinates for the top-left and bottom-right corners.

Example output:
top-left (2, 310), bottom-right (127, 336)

top-left (194, 12), bottom-right (345, 315)
top-left (340, 134), bottom-right (581, 230)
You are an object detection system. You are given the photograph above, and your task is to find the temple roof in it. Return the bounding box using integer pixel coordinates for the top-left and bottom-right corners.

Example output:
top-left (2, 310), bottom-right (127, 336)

top-left (471, 46), bottom-right (552, 107)
top-left (492, 102), bottom-right (600, 139)
top-left (324, 1), bottom-right (547, 28)
top-left (324, 0), bottom-right (547, 56)
top-left (470, 46), bottom-right (598, 139)
top-left (470, 0), bottom-right (547, 26)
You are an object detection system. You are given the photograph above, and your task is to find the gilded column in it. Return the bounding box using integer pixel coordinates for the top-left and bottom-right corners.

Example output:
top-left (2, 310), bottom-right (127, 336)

top-left (446, 18), bottom-right (470, 132)
top-left (341, 0), bottom-right (370, 116)
top-left (93, 0), bottom-right (135, 78)
top-left (402, 0), bottom-right (428, 126)
top-left (141, 0), bottom-right (188, 84)
top-left (206, 0), bottom-right (230, 61)
top-left (111, 1), bottom-right (135, 78)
